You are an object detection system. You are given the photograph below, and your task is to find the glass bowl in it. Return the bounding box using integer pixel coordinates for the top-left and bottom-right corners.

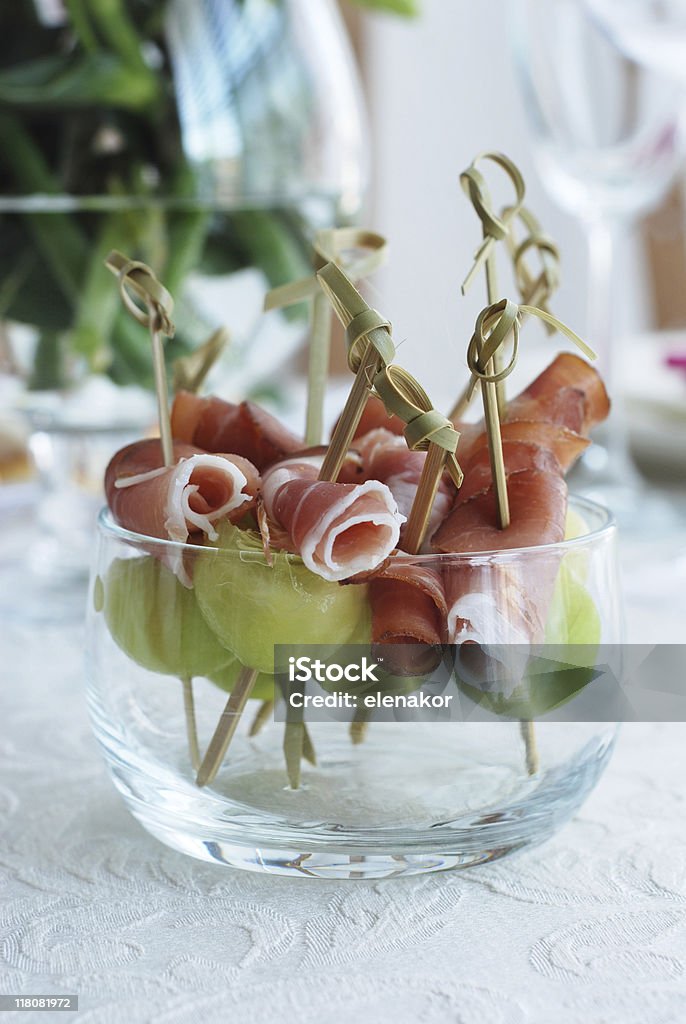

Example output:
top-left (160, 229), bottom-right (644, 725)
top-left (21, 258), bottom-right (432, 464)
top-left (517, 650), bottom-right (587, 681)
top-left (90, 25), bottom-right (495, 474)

top-left (85, 496), bottom-right (621, 879)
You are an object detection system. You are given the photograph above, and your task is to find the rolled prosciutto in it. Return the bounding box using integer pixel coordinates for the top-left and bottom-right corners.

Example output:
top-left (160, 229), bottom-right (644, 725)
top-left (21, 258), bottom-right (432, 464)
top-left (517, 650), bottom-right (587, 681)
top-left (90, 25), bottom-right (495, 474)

top-left (171, 391), bottom-right (302, 471)
top-left (433, 470), bottom-right (568, 692)
top-left (510, 352), bottom-right (611, 434)
top-left (105, 438), bottom-right (260, 544)
top-left (369, 562), bottom-right (448, 676)
top-left (262, 454), bottom-right (405, 582)
top-left (443, 560), bottom-right (556, 697)
top-left (433, 469), bottom-right (567, 556)
top-left (357, 428), bottom-right (456, 551)
top-left (453, 353), bottom-right (610, 467)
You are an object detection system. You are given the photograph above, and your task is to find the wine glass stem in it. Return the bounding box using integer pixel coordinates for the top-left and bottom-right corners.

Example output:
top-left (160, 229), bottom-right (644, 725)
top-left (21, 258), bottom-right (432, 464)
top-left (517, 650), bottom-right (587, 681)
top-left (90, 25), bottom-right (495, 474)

top-left (585, 215), bottom-right (636, 476)
top-left (586, 216), bottom-right (617, 388)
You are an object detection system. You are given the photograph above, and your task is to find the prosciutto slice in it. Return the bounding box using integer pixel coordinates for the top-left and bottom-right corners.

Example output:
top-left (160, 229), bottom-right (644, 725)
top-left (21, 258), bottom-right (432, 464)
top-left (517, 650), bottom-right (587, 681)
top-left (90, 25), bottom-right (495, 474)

top-left (262, 454), bottom-right (405, 582)
top-left (512, 352), bottom-right (610, 434)
top-left (453, 353), bottom-right (610, 466)
top-left (433, 470), bottom-right (568, 692)
top-left (357, 428), bottom-right (455, 551)
top-left (105, 438), bottom-right (260, 544)
top-left (433, 469), bottom-right (567, 555)
top-left (171, 391), bottom-right (302, 471)
top-left (444, 560), bottom-right (557, 697)
top-left (368, 562), bottom-right (447, 675)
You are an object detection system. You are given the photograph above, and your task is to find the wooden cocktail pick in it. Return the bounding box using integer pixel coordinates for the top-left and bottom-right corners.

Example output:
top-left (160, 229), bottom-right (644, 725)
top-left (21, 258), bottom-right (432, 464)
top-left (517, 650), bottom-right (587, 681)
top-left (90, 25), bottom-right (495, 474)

top-left (105, 250), bottom-right (201, 771)
top-left (105, 250), bottom-right (175, 465)
top-left (172, 326), bottom-right (229, 395)
top-left (196, 668), bottom-right (259, 788)
top-left (456, 296), bottom-right (595, 773)
top-left (374, 365), bottom-right (463, 554)
top-left (460, 153), bottom-right (526, 418)
top-left (316, 262), bottom-right (395, 483)
top-left (249, 698), bottom-right (274, 738)
top-left (265, 229), bottom-right (388, 447)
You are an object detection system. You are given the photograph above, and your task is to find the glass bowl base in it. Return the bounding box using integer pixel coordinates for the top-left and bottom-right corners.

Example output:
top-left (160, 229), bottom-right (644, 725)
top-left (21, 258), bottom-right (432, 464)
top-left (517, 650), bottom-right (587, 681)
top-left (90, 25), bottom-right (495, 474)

top-left (134, 823), bottom-right (533, 878)
top-left (100, 724), bottom-right (618, 880)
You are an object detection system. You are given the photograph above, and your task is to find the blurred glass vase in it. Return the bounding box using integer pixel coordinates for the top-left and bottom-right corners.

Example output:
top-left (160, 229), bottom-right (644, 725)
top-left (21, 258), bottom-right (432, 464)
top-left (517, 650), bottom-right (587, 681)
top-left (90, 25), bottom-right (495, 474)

top-left (0, 0), bottom-right (366, 617)
top-left (0, 0), bottom-right (366, 397)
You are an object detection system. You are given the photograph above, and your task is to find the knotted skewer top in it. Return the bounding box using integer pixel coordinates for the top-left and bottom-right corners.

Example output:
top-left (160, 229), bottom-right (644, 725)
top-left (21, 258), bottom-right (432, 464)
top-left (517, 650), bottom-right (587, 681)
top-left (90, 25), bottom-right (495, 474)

top-left (373, 364), bottom-right (463, 553)
top-left (374, 365), bottom-right (463, 489)
top-left (454, 298), bottom-right (597, 419)
top-left (506, 206), bottom-right (561, 320)
top-left (105, 250), bottom-right (175, 467)
top-left (264, 228), bottom-right (389, 312)
top-left (317, 262), bottom-right (395, 375)
top-left (460, 152), bottom-right (526, 295)
top-left (105, 250), bottom-right (175, 337)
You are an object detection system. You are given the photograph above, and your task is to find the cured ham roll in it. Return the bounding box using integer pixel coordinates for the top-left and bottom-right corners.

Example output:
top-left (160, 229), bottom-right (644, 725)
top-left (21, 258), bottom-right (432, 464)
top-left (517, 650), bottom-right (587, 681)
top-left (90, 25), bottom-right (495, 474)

top-left (459, 422), bottom-right (589, 497)
top-left (105, 438), bottom-right (260, 544)
top-left (444, 562), bottom-right (554, 697)
top-left (512, 352), bottom-right (611, 434)
top-left (262, 454), bottom-right (405, 582)
top-left (171, 391), bottom-right (302, 471)
top-left (453, 353), bottom-right (610, 467)
top-left (433, 469), bottom-right (567, 555)
top-left (369, 562), bottom-right (447, 675)
top-left (357, 428), bottom-right (455, 552)
top-left (433, 470), bottom-right (568, 692)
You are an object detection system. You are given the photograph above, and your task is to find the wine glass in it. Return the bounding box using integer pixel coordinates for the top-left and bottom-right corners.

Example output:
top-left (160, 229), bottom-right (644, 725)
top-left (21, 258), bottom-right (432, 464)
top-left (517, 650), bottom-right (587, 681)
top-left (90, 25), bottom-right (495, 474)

top-left (584, 0), bottom-right (686, 85)
top-left (509, 0), bottom-right (685, 531)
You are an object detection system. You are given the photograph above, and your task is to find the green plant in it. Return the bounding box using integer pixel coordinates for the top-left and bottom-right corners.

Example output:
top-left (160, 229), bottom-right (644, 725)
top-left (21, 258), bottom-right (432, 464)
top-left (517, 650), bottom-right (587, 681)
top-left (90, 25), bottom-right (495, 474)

top-left (3, 0), bottom-right (417, 391)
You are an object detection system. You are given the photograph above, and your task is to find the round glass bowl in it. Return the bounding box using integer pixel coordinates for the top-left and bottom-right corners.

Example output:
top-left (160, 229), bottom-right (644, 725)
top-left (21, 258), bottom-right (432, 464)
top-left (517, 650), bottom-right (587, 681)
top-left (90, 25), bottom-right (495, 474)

top-left (85, 497), bottom-right (621, 879)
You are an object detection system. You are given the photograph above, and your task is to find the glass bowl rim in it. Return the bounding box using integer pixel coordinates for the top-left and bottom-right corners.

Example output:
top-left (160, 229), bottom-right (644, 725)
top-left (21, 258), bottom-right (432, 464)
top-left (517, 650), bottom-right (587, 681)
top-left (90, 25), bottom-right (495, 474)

top-left (96, 493), bottom-right (616, 564)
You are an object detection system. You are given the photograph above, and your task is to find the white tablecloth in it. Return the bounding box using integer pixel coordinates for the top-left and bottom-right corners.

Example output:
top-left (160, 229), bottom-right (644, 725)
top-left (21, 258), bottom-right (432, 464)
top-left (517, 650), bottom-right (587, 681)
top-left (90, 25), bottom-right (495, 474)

top-left (2, 531), bottom-right (686, 1024)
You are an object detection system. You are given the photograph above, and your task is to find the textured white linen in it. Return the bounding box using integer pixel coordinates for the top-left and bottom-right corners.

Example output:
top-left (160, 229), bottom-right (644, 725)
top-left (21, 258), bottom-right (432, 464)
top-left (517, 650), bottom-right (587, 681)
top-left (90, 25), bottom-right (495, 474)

top-left (1, 535), bottom-right (686, 1024)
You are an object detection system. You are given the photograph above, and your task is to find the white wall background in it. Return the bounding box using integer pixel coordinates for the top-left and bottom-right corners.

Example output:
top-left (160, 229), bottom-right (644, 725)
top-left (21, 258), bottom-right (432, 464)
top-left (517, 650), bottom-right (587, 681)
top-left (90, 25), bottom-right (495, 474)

top-left (363, 0), bottom-right (648, 409)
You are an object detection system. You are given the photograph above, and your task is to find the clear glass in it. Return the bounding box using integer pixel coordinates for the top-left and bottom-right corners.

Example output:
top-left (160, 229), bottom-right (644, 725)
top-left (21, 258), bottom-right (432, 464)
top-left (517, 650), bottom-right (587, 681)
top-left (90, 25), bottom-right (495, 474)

top-left (86, 497), bottom-right (621, 880)
top-left (584, 0), bottom-right (686, 85)
top-left (1, 0), bottom-right (366, 397)
top-left (510, 0), bottom-right (684, 531)
top-left (1, 0), bottom-right (366, 615)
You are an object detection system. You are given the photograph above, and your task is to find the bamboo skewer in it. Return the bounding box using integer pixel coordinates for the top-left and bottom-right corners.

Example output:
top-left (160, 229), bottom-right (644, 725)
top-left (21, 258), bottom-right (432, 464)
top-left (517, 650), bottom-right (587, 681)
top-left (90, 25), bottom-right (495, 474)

top-left (172, 326), bottom-right (229, 395)
top-left (264, 228), bottom-right (389, 448)
top-left (104, 251), bottom-right (202, 772)
top-left (181, 677), bottom-right (200, 771)
top-left (350, 711), bottom-right (370, 746)
top-left (306, 290), bottom-right (333, 446)
top-left (316, 262), bottom-right (395, 483)
top-left (520, 720), bottom-right (540, 776)
top-left (249, 699), bottom-right (274, 738)
top-left (105, 250), bottom-right (175, 465)
top-left (374, 364), bottom-right (464, 553)
top-left (460, 154), bottom-right (526, 422)
top-left (403, 444), bottom-right (449, 555)
top-left (196, 668), bottom-right (258, 788)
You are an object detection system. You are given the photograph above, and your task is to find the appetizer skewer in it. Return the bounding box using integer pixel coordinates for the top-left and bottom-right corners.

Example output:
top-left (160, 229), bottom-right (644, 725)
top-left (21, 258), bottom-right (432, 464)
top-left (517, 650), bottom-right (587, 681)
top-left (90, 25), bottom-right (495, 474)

top-left (98, 157), bottom-right (612, 794)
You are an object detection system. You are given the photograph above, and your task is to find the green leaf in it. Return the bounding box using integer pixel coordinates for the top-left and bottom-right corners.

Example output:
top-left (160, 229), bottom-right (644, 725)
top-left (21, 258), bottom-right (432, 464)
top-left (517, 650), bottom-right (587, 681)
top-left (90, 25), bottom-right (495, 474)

top-left (348, 0), bottom-right (420, 15)
top-left (0, 53), bottom-right (159, 110)
top-left (455, 560), bottom-right (602, 719)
